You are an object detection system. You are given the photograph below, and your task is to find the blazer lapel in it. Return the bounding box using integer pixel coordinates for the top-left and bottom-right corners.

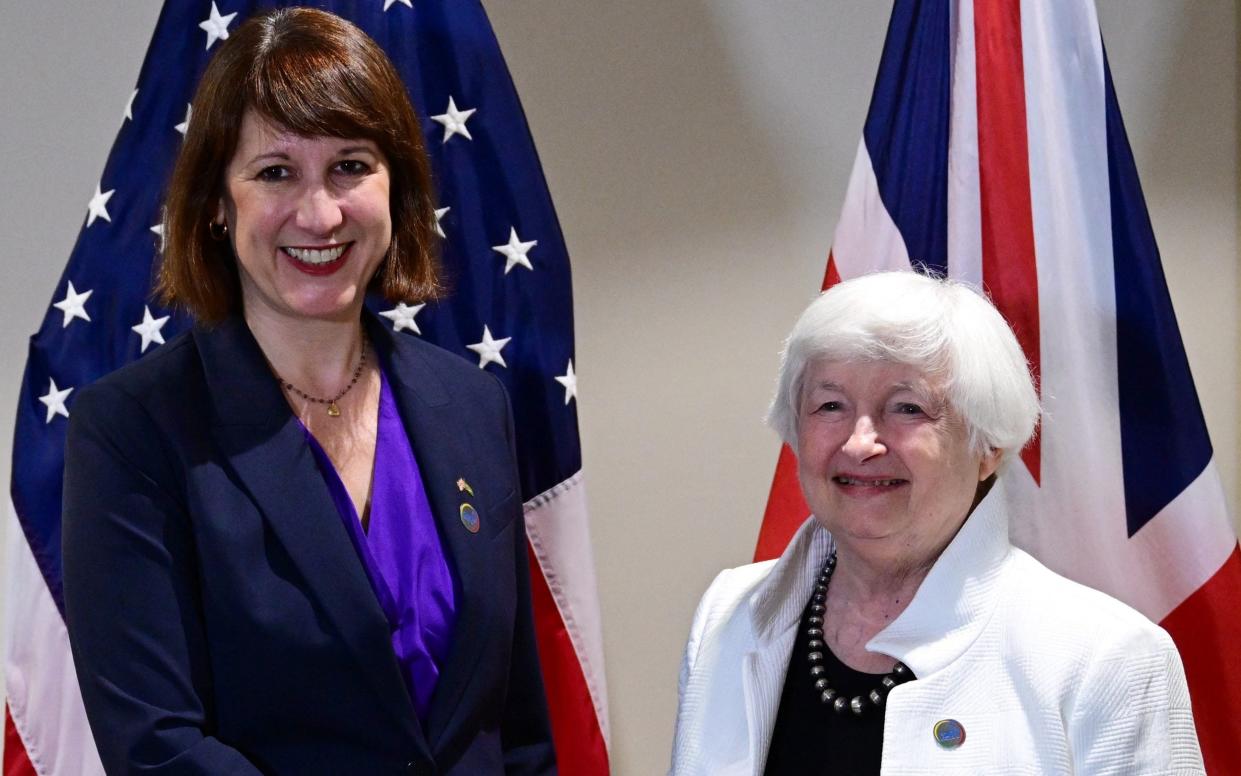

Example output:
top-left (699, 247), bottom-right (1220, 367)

top-left (370, 316), bottom-right (508, 755)
top-left (742, 519), bottom-right (831, 774)
top-left (194, 318), bottom-right (426, 751)
top-left (742, 625), bottom-right (797, 776)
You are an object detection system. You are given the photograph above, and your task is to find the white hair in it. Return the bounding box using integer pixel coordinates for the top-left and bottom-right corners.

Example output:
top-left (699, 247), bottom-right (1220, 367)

top-left (766, 271), bottom-right (1040, 467)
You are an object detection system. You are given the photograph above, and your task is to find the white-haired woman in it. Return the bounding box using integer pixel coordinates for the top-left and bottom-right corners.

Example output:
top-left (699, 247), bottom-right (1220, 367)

top-left (670, 272), bottom-right (1203, 775)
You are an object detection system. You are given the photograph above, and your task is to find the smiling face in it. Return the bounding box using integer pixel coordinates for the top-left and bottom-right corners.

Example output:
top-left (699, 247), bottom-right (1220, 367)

top-left (217, 109), bottom-right (392, 326)
top-left (796, 358), bottom-right (1001, 573)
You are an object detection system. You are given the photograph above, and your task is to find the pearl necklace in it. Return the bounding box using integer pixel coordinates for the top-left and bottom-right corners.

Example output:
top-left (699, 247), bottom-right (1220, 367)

top-left (804, 551), bottom-right (913, 716)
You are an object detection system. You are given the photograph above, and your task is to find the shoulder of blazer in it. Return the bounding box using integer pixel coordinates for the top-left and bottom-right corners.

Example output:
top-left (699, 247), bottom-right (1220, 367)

top-left (78, 329), bottom-right (205, 410)
top-left (685, 560), bottom-right (778, 669)
top-left (69, 330), bottom-right (210, 447)
top-left (65, 331), bottom-right (207, 509)
top-left (381, 326), bottom-right (509, 406)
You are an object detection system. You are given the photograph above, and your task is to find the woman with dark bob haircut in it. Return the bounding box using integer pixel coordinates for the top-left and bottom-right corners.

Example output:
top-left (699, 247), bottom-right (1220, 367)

top-left (61, 8), bottom-right (556, 775)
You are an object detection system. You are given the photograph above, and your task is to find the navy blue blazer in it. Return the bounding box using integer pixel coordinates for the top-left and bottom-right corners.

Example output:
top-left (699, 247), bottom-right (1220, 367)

top-left (62, 314), bottom-right (556, 775)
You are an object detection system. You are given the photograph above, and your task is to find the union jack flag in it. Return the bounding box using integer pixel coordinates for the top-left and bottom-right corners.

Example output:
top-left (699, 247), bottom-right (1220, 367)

top-left (3, 2), bottom-right (609, 773)
top-left (755, 1), bottom-right (1240, 770)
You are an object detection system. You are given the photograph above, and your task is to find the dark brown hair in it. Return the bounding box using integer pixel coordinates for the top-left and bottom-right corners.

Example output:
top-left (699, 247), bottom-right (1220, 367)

top-left (157, 7), bottom-right (440, 322)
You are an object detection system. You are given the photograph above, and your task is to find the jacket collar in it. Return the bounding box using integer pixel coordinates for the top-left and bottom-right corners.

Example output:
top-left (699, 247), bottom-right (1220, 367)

top-left (866, 480), bottom-right (1012, 677)
top-left (748, 518), bottom-right (834, 647)
top-left (746, 480), bottom-right (1012, 679)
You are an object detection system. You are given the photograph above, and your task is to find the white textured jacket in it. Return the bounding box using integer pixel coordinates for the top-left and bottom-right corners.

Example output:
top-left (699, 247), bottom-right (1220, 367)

top-left (670, 483), bottom-right (1204, 775)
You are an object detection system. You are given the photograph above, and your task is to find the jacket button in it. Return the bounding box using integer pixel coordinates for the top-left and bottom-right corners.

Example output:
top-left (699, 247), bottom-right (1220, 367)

top-left (405, 762), bottom-right (433, 775)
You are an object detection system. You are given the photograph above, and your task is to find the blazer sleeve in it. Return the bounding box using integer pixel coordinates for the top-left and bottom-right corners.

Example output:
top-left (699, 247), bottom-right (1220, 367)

top-left (1068, 622), bottom-right (1204, 774)
top-left (491, 377), bottom-right (558, 775)
top-left (62, 383), bottom-right (264, 775)
top-left (669, 567), bottom-right (740, 776)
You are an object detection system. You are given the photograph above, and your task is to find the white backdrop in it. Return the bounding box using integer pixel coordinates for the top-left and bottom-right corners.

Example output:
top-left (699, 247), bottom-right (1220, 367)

top-left (1, 2), bottom-right (1235, 773)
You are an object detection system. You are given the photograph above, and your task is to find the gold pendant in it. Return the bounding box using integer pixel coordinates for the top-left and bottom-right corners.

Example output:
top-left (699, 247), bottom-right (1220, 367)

top-left (327, 402), bottom-right (342, 417)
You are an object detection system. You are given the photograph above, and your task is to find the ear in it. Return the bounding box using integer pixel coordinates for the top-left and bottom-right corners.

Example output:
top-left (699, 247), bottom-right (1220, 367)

top-left (978, 447), bottom-right (1002, 482)
top-left (213, 197), bottom-right (226, 226)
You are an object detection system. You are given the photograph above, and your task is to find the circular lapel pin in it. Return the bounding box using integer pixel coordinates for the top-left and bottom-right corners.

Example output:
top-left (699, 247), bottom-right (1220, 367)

top-left (933, 719), bottom-right (965, 749)
top-left (460, 503), bottom-right (480, 533)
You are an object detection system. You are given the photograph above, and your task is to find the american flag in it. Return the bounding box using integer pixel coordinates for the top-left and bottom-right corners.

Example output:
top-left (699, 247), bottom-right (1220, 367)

top-left (2, 2), bottom-right (609, 773)
top-left (755, 0), bottom-right (1240, 770)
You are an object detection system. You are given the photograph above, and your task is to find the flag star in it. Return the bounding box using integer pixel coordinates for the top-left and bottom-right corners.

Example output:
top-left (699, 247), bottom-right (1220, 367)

top-left (175, 103), bottom-right (192, 136)
top-left (53, 281), bottom-right (93, 328)
top-left (38, 378), bottom-right (72, 424)
top-left (384, 0), bottom-right (413, 9)
top-left (132, 306), bottom-right (170, 353)
top-left (86, 184), bottom-right (114, 227)
top-left (199, 2), bottom-right (237, 50)
top-left (379, 302), bottom-right (425, 334)
top-left (123, 88), bottom-right (138, 122)
top-left (434, 206), bottom-right (450, 238)
top-left (555, 360), bottom-right (578, 405)
top-left (150, 222), bottom-right (165, 252)
top-left (430, 97), bottom-right (476, 143)
top-left (466, 325), bottom-right (511, 369)
top-left (492, 228), bottom-right (537, 274)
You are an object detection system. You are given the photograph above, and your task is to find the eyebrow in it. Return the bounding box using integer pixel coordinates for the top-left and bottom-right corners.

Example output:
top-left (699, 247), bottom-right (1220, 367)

top-left (243, 145), bottom-right (378, 165)
top-left (805, 379), bottom-right (931, 396)
top-left (245, 152), bottom-right (290, 165)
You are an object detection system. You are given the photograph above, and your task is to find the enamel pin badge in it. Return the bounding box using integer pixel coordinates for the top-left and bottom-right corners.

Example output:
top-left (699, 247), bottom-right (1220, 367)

top-left (933, 719), bottom-right (965, 749)
top-left (457, 477), bottom-right (479, 533)
top-left (459, 503), bottom-right (481, 533)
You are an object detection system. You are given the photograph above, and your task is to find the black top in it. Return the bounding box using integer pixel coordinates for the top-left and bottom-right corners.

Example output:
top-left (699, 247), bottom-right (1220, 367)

top-left (763, 601), bottom-right (914, 776)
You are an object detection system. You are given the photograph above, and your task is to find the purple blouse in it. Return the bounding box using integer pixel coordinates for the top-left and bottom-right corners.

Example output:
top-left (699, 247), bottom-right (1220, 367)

top-left (302, 368), bottom-right (457, 721)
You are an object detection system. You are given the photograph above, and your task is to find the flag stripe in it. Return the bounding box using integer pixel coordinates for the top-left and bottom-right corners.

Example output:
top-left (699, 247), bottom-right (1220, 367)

top-left (862, 0), bottom-right (951, 274)
top-left (1103, 55), bottom-right (1214, 537)
top-left (831, 142), bottom-right (916, 279)
top-left (973, 0), bottom-right (1041, 482)
top-left (527, 546), bottom-right (609, 773)
top-left (3, 707), bottom-right (36, 776)
top-left (3, 503), bottom-right (102, 776)
top-left (945, 0), bottom-right (983, 288)
top-left (522, 472), bottom-right (610, 743)
top-left (1159, 547), bottom-right (1241, 772)
top-left (755, 445), bottom-right (808, 562)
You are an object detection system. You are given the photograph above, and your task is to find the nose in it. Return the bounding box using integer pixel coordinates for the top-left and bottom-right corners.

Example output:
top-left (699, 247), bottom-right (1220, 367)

top-left (295, 184), bottom-right (344, 236)
top-left (842, 416), bottom-right (886, 462)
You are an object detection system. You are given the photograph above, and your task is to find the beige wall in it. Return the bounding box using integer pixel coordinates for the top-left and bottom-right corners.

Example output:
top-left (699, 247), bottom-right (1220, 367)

top-left (1, 2), bottom-right (1236, 773)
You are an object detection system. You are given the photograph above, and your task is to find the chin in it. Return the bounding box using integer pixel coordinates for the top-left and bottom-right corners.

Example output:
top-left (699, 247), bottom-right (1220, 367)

top-left (282, 290), bottom-right (365, 321)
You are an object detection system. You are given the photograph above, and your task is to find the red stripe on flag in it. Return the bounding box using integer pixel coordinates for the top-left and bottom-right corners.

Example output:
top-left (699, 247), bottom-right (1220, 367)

top-left (754, 445), bottom-right (810, 562)
top-left (1159, 546), bottom-right (1241, 773)
top-left (754, 254), bottom-right (841, 561)
top-left (526, 545), bottom-right (609, 774)
top-left (3, 705), bottom-right (37, 776)
top-left (974, 0), bottom-right (1042, 483)
top-left (820, 252), bottom-right (842, 292)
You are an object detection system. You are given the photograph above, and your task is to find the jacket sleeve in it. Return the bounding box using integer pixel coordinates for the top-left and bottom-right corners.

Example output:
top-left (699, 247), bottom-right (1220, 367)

top-left (62, 383), bottom-right (264, 775)
top-left (669, 568), bottom-right (736, 776)
top-left (492, 378), bottom-right (558, 775)
top-left (1068, 622), bottom-right (1204, 775)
